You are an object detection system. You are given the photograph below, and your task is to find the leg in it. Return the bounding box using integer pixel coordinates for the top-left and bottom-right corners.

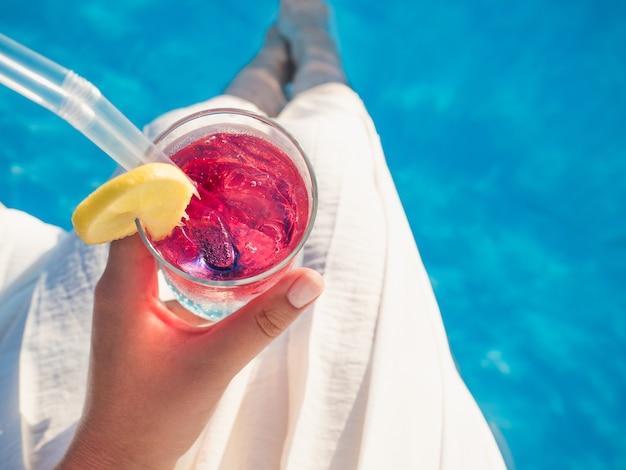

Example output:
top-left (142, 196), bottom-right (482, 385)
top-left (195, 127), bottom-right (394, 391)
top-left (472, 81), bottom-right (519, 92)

top-left (278, 0), bottom-right (347, 96)
top-left (225, 26), bottom-right (294, 117)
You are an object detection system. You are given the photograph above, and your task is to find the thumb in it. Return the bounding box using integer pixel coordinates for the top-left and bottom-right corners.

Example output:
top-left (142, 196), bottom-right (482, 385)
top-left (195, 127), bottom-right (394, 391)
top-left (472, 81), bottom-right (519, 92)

top-left (202, 268), bottom-right (324, 375)
top-left (95, 233), bottom-right (160, 310)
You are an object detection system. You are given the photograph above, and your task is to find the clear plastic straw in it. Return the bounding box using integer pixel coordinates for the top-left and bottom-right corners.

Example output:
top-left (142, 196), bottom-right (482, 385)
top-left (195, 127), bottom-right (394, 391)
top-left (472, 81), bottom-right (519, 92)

top-left (0, 33), bottom-right (172, 170)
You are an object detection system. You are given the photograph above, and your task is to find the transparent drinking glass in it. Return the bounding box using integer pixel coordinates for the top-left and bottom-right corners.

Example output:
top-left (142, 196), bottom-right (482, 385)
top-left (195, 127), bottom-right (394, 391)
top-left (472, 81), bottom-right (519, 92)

top-left (137, 108), bottom-right (317, 324)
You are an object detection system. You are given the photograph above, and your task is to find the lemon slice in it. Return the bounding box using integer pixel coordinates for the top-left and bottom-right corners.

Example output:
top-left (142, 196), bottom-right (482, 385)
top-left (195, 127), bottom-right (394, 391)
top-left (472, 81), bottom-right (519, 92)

top-left (72, 162), bottom-right (196, 244)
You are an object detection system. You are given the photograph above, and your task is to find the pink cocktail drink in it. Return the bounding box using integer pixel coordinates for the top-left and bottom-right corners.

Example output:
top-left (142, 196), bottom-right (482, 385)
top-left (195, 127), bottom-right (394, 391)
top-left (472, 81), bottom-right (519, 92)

top-left (138, 109), bottom-right (316, 322)
top-left (155, 132), bottom-right (309, 280)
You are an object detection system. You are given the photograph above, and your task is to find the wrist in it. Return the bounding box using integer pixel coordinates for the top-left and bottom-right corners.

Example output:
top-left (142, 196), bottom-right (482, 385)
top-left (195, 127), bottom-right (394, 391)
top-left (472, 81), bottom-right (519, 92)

top-left (56, 418), bottom-right (176, 470)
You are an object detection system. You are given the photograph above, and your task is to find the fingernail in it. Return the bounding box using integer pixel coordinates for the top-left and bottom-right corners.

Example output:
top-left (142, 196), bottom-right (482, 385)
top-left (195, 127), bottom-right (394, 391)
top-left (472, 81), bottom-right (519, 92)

top-left (287, 271), bottom-right (325, 309)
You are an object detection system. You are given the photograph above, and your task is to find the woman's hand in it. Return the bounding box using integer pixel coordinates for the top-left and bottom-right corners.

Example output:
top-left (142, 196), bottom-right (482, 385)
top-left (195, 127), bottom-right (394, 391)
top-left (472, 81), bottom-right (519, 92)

top-left (56, 234), bottom-right (324, 469)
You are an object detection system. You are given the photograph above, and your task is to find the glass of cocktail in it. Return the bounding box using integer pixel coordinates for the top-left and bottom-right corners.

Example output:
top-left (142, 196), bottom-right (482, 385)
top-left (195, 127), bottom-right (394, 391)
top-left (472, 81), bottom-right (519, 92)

top-left (136, 109), bottom-right (317, 323)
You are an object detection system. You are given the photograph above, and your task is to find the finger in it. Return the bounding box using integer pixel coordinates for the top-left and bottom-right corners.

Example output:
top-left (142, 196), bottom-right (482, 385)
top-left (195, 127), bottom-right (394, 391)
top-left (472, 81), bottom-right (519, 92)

top-left (202, 268), bottom-right (324, 376)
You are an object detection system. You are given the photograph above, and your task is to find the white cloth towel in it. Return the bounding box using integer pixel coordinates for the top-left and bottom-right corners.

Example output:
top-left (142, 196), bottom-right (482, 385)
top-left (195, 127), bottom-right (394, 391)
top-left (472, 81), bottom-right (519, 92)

top-left (0, 83), bottom-right (506, 469)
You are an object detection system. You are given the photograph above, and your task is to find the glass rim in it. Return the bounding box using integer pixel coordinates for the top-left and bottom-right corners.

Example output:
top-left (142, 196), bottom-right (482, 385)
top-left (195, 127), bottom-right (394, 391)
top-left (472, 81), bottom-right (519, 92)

top-left (136, 107), bottom-right (318, 288)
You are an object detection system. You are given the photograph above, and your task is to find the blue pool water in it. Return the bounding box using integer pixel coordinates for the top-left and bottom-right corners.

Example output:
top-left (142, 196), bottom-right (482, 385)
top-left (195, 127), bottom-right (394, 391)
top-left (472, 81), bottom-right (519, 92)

top-left (1, 1), bottom-right (625, 468)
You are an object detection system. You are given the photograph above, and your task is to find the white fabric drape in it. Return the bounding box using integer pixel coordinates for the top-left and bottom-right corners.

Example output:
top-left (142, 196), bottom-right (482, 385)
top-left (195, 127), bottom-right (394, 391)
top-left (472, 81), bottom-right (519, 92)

top-left (0, 84), bottom-right (506, 469)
